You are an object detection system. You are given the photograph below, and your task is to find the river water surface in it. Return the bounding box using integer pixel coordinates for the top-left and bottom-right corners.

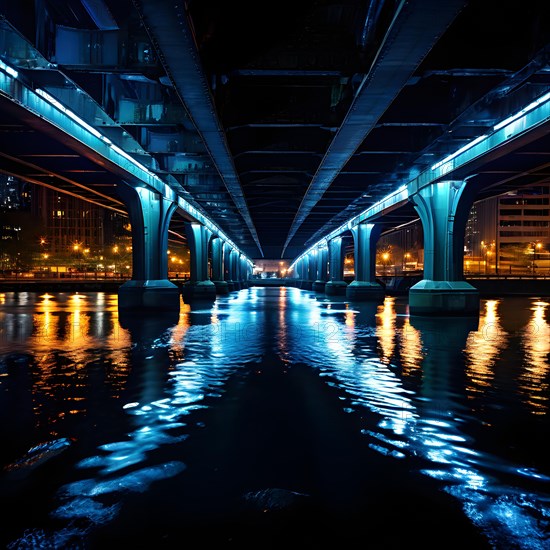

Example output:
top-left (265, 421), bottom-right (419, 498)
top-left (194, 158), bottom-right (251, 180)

top-left (0, 287), bottom-right (549, 548)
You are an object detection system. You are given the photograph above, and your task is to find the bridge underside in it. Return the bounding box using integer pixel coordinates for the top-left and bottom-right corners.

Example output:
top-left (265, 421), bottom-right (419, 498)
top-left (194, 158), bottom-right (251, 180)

top-left (0, 1), bottom-right (550, 313)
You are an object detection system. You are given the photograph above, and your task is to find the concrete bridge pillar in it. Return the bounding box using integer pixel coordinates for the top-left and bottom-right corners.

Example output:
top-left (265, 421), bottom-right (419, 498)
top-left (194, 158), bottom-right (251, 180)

top-left (298, 256), bottom-right (308, 288)
top-left (223, 242), bottom-right (236, 291)
top-left (211, 237), bottom-right (229, 295)
top-left (292, 257), bottom-right (304, 287)
top-left (116, 184), bottom-right (180, 311)
top-left (183, 222), bottom-right (216, 300)
top-left (299, 258), bottom-right (307, 280)
top-left (230, 249), bottom-right (241, 290)
top-left (300, 253), bottom-right (315, 290)
top-left (409, 180), bottom-right (479, 315)
top-left (247, 260), bottom-right (253, 286)
top-left (325, 236), bottom-right (347, 295)
top-left (313, 246), bottom-right (328, 292)
top-left (239, 255), bottom-right (249, 288)
top-left (347, 223), bottom-right (384, 301)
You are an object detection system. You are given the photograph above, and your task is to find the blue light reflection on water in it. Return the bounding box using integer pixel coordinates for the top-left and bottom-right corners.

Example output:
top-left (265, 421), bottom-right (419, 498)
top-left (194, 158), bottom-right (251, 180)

top-left (0, 288), bottom-right (549, 547)
top-left (283, 291), bottom-right (550, 549)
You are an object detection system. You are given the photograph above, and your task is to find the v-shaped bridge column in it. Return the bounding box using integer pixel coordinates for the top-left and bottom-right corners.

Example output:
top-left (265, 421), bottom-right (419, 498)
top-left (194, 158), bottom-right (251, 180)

top-left (117, 185), bottom-right (180, 311)
top-left (211, 237), bottom-right (229, 295)
top-left (409, 180), bottom-right (479, 315)
top-left (347, 223), bottom-right (384, 301)
top-left (325, 237), bottom-right (347, 295)
top-left (183, 223), bottom-right (216, 300)
top-left (312, 246), bottom-right (328, 293)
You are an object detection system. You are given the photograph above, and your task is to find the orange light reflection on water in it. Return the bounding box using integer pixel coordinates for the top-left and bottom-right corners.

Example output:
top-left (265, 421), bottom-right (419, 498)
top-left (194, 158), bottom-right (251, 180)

top-left (464, 300), bottom-right (507, 398)
top-left (400, 317), bottom-right (423, 377)
top-left (376, 297), bottom-right (396, 364)
top-left (520, 301), bottom-right (550, 415)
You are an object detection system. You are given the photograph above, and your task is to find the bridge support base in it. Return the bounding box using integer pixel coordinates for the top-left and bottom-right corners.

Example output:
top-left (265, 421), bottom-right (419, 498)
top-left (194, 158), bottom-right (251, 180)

top-left (182, 280), bottom-right (217, 301)
top-left (346, 280), bottom-right (385, 301)
top-left (213, 280), bottom-right (230, 295)
top-left (118, 279), bottom-right (180, 311)
top-left (225, 280), bottom-right (236, 291)
top-left (325, 280), bottom-right (348, 296)
top-left (312, 280), bottom-right (326, 292)
top-left (409, 280), bottom-right (479, 316)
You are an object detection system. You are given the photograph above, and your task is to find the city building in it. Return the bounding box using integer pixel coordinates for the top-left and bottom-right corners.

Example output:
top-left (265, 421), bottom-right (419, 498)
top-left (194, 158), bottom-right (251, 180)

top-left (0, 174), bottom-right (31, 210)
top-left (466, 186), bottom-right (550, 273)
top-left (30, 185), bottom-right (128, 255)
top-left (0, 175), bottom-right (34, 271)
top-left (1, 175), bottom-right (131, 273)
top-left (373, 185), bottom-right (550, 275)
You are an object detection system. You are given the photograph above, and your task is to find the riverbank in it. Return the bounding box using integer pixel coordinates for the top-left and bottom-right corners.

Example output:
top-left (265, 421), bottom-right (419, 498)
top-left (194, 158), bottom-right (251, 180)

top-left (2, 276), bottom-right (550, 297)
top-left (0, 279), bottom-right (125, 292)
top-left (466, 276), bottom-right (550, 297)
top-left (378, 275), bottom-right (550, 297)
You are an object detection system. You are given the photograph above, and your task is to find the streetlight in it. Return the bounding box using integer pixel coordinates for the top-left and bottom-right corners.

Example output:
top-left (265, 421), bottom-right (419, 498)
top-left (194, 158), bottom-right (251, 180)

top-left (479, 240), bottom-right (484, 273)
top-left (83, 248), bottom-right (90, 276)
top-left (403, 251), bottom-right (411, 272)
top-left (481, 240), bottom-right (495, 274)
top-left (382, 252), bottom-right (390, 277)
top-left (530, 241), bottom-right (542, 274)
top-left (38, 238), bottom-right (49, 276)
top-left (113, 245), bottom-right (120, 275)
top-left (73, 243), bottom-right (82, 272)
top-left (42, 253), bottom-right (49, 276)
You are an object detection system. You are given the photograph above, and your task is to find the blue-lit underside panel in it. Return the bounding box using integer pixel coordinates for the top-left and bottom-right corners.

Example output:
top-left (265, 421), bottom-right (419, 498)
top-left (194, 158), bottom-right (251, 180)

top-left (415, 94), bottom-right (550, 191)
top-left (0, 67), bottom-right (251, 262)
top-left (291, 90), bottom-right (550, 270)
top-left (134, 0), bottom-right (264, 258)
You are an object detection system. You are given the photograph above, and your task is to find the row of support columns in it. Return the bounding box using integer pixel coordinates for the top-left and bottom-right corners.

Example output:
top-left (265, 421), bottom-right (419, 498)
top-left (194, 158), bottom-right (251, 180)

top-left (116, 184), bottom-right (252, 312)
top-left (117, 178), bottom-right (480, 316)
top-left (291, 180), bottom-right (480, 316)
top-left (184, 230), bottom-right (252, 299)
top-left (182, 227), bottom-right (253, 301)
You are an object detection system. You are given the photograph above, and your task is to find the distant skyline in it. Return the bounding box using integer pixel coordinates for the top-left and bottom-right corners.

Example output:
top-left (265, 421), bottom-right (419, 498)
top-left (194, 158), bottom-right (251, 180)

top-left (0, 175), bottom-right (31, 211)
top-left (3, 174), bottom-right (549, 271)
